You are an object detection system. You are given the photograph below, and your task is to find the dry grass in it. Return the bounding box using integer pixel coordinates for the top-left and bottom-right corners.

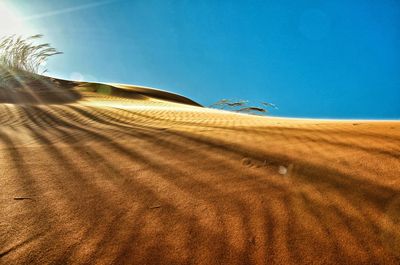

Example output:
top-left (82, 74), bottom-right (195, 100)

top-left (210, 99), bottom-right (279, 115)
top-left (0, 34), bottom-right (62, 87)
top-left (0, 34), bottom-right (62, 73)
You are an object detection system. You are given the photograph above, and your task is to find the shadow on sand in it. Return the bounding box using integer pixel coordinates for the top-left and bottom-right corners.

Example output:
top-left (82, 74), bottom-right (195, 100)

top-left (0, 76), bottom-right (81, 104)
top-left (0, 89), bottom-right (399, 264)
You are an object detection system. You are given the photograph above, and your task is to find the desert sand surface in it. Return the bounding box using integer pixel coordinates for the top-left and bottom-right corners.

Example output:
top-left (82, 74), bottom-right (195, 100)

top-left (1, 78), bottom-right (399, 265)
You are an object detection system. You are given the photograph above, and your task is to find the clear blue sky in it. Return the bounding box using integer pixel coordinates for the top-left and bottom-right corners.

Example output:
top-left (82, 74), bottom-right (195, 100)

top-left (4, 0), bottom-right (400, 118)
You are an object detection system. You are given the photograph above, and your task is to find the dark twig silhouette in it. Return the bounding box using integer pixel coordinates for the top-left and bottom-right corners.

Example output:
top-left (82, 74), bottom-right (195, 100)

top-left (210, 99), bottom-right (277, 115)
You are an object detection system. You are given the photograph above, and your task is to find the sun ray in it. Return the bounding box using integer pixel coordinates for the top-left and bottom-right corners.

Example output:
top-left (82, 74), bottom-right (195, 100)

top-left (20, 0), bottom-right (117, 21)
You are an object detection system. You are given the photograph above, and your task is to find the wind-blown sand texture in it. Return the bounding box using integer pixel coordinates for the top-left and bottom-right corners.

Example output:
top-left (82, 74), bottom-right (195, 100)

top-left (1, 79), bottom-right (399, 265)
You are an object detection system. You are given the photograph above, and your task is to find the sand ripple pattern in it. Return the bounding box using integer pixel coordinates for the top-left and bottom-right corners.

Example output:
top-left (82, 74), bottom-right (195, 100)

top-left (1, 92), bottom-right (400, 265)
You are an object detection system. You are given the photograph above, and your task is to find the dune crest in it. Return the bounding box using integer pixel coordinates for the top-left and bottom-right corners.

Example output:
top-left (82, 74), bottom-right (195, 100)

top-left (0, 75), bottom-right (201, 107)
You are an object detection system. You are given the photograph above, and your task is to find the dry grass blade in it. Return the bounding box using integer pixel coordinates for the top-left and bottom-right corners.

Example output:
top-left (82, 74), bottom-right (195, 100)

top-left (209, 99), bottom-right (231, 108)
top-left (237, 107), bottom-right (267, 114)
top-left (0, 34), bottom-right (62, 83)
top-left (210, 99), bottom-right (270, 116)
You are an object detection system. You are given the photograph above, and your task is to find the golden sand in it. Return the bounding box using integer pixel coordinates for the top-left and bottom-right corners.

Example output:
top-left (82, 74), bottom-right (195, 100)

top-left (1, 81), bottom-right (399, 264)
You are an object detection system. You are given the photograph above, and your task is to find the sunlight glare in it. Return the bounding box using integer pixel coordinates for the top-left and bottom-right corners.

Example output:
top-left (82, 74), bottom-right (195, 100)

top-left (0, 2), bottom-right (31, 37)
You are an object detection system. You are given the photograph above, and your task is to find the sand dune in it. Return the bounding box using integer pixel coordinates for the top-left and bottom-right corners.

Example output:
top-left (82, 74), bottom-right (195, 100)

top-left (0, 78), bottom-right (399, 265)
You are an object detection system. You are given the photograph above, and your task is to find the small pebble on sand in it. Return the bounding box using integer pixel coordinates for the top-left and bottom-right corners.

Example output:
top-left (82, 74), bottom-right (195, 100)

top-left (278, 166), bottom-right (287, 175)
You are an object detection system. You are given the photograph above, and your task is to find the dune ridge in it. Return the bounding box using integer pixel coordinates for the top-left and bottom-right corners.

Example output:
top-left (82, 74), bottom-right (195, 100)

top-left (0, 78), bottom-right (399, 265)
